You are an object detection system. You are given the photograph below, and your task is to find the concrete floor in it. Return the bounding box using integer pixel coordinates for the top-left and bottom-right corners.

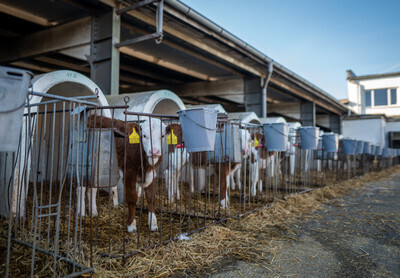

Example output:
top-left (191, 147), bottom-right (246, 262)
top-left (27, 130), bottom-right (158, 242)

top-left (210, 173), bottom-right (400, 278)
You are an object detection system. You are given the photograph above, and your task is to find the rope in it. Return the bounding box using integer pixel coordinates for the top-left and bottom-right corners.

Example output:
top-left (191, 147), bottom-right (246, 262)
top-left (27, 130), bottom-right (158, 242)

top-left (265, 124), bottom-right (288, 138)
top-left (301, 128), bottom-right (319, 139)
top-left (182, 111), bottom-right (217, 131)
top-left (0, 100), bottom-right (26, 113)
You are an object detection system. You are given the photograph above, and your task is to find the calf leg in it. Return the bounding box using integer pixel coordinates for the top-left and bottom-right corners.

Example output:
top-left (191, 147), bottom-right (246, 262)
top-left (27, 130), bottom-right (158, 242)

top-left (76, 186), bottom-right (86, 216)
top-left (144, 183), bottom-right (158, 231)
top-left (250, 162), bottom-right (258, 196)
top-left (235, 166), bottom-right (242, 190)
top-left (164, 168), bottom-right (174, 203)
top-left (87, 187), bottom-right (98, 216)
top-left (111, 186), bottom-right (118, 207)
top-left (125, 174), bottom-right (138, 233)
top-left (216, 165), bottom-right (229, 208)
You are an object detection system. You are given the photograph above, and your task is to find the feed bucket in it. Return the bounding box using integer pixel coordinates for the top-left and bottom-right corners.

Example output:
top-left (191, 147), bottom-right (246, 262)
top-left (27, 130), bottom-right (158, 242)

top-left (355, 140), bottom-right (364, 154)
top-left (370, 144), bottom-right (376, 155)
top-left (299, 126), bottom-right (319, 150)
top-left (363, 142), bottom-right (370, 154)
top-left (263, 122), bottom-right (288, 151)
top-left (0, 66), bottom-right (32, 152)
top-left (342, 139), bottom-right (356, 155)
top-left (177, 108), bottom-right (218, 152)
top-left (209, 123), bottom-right (241, 163)
top-left (322, 133), bottom-right (339, 153)
top-left (375, 146), bottom-right (382, 156)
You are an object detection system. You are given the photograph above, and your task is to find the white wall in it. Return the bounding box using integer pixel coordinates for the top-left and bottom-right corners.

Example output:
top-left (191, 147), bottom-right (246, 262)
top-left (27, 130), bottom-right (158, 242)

top-left (342, 118), bottom-right (386, 147)
top-left (386, 120), bottom-right (400, 132)
top-left (347, 80), bottom-right (360, 114)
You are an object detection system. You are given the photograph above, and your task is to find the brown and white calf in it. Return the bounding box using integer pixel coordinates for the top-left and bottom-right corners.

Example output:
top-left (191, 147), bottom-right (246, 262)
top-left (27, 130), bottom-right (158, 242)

top-left (87, 114), bottom-right (173, 233)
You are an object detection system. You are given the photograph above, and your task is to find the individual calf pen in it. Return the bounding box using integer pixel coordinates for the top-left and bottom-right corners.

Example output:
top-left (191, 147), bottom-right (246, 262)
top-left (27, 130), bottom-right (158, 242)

top-left (2, 95), bottom-right (400, 277)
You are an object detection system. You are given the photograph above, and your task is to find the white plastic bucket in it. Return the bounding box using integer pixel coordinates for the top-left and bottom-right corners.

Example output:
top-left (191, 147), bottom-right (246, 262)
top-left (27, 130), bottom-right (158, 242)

top-left (209, 123), bottom-right (241, 163)
top-left (363, 142), bottom-right (371, 154)
top-left (370, 144), bottom-right (376, 155)
top-left (322, 133), bottom-right (339, 153)
top-left (375, 146), bottom-right (382, 156)
top-left (342, 139), bottom-right (356, 155)
top-left (263, 122), bottom-right (288, 151)
top-left (177, 108), bottom-right (218, 152)
top-left (0, 66), bottom-right (32, 152)
top-left (299, 127), bottom-right (319, 150)
top-left (355, 140), bottom-right (364, 154)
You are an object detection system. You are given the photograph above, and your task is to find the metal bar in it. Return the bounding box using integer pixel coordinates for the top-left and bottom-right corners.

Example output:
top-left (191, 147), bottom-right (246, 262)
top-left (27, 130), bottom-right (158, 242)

top-left (115, 32), bottom-right (163, 48)
top-left (125, 110), bottom-right (180, 119)
top-left (37, 203), bottom-right (59, 209)
top-left (116, 0), bottom-right (160, 15)
top-left (29, 91), bottom-right (99, 106)
top-left (37, 212), bottom-right (59, 218)
top-left (27, 95), bottom-right (98, 107)
top-left (4, 236), bottom-right (92, 275)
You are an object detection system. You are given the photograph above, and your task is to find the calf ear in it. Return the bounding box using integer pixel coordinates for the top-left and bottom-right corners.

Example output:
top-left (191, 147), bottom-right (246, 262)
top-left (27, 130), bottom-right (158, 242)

top-left (166, 123), bottom-right (182, 143)
top-left (251, 132), bottom-right (262, 141)
top-left (127, 122), bottom-right (141, 135)
top-left (165, 123), bottom-right (181, 135)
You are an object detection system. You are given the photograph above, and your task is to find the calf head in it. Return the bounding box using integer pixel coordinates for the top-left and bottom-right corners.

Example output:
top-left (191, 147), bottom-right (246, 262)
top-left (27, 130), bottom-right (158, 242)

top-left (140, 118), bottom-right (166, 166)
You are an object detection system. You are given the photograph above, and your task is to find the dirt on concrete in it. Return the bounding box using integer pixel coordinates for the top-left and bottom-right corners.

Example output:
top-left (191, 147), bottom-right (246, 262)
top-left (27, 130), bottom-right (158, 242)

top-left (207, 173), bottom-right (400, 278)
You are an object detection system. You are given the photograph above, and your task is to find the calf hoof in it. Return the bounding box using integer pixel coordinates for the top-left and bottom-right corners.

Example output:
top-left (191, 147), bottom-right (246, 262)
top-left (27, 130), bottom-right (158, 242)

top-left (150, 223), bottom-right (159, 232)
top-left (90, 209), bottom-right (98, 217)
top-left (220, 198), bottom-right (229, 208)
top-left (127, 220), bottom-right (137, 233)
top-left (148, 212), bottom-right (158, 232)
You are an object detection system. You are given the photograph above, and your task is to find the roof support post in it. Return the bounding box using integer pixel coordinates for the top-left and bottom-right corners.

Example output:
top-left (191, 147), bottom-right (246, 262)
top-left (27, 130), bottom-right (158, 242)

top-left (89, 9), bottom-right (120, 95)
top-left (244, 77), bottom-right (263, 117)
top-left (301, 101), bottom-right (316, 126)
top-left (330, 114), bottom-right (341, 134)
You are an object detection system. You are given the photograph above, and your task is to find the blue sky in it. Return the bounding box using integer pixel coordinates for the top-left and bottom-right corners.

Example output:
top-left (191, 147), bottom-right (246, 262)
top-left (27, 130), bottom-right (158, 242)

top-left (180, 0), bottom-right (400, 100)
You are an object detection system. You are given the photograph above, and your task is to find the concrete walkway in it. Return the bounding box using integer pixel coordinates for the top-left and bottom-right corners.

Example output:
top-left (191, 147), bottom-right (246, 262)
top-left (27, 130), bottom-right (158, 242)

top-left (211, 173), bottom-right (400, 278)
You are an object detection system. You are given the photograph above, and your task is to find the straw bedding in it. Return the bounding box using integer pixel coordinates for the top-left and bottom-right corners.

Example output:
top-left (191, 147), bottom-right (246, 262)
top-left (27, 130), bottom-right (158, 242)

top-left (1, 165), bottom-right (399, 277)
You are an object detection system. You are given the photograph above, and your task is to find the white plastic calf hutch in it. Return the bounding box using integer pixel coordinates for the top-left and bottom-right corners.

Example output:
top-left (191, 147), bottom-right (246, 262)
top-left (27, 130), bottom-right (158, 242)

top-left (106, 90), bottom-right (186, 119)
top-left (0, 70), bottom-right (116, 218)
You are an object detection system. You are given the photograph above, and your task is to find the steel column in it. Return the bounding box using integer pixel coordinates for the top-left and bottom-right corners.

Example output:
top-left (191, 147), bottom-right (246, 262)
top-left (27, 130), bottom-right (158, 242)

top-left (329, 114), bottom-right (341, 134)
top-left (90, 9), bottom-right (120, 95)
top-left (301, 101), bottom-right (316, 126)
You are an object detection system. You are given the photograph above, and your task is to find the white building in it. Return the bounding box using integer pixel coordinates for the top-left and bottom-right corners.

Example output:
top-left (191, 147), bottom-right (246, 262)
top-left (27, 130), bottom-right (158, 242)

top-left (343, 70), bottom-right (400, 148)
top-left (346, 70), bottom-right (400, 116)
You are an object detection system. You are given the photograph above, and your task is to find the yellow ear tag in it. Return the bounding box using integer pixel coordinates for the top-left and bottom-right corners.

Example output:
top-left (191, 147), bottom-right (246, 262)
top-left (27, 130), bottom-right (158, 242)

top-left (129, 128), bottom-right (140, 144)
top-left (167, 129), bottom-right (177, 145)
top-left (252, 136), bottom-right (259, 147)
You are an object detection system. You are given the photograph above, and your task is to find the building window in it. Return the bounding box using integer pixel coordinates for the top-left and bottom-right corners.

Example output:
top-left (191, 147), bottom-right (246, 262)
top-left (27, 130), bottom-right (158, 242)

top-left (364, 88), bottom-right (397, 107)
top-left (374, 89), bottom-right (388, 106)
top-left (365, 90), bottom-right (371, 107)
top-left (389, 132), bottom-right (400, 148)
top-left (391, 88), bottom-right (397, 105)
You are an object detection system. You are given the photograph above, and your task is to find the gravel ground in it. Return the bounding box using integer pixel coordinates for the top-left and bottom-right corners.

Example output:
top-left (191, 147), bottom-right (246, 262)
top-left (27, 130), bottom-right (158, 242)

top-left (209, 173), bottom-right (400, 278)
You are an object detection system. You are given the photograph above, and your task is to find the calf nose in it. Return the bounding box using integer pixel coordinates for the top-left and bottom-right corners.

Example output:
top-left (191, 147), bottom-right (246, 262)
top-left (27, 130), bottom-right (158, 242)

top-left (150, 148), bottom-right (161, 157)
